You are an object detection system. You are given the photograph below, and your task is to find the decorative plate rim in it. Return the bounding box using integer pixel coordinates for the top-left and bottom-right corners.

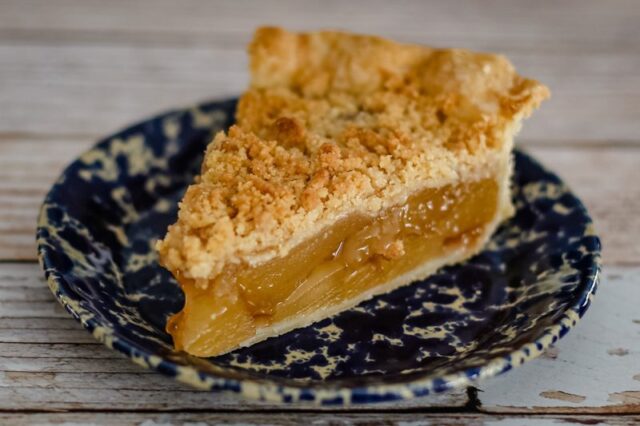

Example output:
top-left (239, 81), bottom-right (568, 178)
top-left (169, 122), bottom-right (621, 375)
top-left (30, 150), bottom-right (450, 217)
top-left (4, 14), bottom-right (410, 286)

top-left (37, 99), bottom-right (602, 405)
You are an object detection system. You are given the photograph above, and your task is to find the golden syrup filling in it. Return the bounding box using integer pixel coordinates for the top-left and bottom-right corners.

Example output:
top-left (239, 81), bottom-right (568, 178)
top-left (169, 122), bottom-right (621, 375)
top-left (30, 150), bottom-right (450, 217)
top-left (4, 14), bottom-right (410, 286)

top-left (168, 179), bottom-right (499, 356)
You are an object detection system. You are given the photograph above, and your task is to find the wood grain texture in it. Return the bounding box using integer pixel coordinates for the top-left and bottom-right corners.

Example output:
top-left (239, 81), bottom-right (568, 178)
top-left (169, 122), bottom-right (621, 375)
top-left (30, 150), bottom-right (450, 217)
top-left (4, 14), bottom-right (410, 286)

top-left (1, 0), bottom-right (639, 50)
top-left (0, 1), bottom-right (639, 141)
top-left (1, 413), bottom-right (639, 426)
top-left (0, 42), bottom-right (639, 141)
top-left (0, 0), bottom-right (637, 420)
top-left (477, 268), bottom-right (640, 414)
top-left (1, 263), bottom-right (638, 413)
top-left (0, 263), bottom-right (468, 411)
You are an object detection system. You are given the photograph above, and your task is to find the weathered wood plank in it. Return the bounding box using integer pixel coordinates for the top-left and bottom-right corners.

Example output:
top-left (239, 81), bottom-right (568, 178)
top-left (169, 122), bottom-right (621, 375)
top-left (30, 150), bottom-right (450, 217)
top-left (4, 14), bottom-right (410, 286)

top-left (525, 145), bottom-right (640, 266)
top-left (0, 413), bottom-right (638, 426)
top-left (0, 43), bottom-right (639, 140)
top-left (1, 1), bottom-right (639, 142)
top-left (0, 44), bottom-right (246, 137)
top-left (0, 318), bottom-right (96, 344)
top-left (0, 343), bottom-right (120, 360)
top-left (0, 137), bottom-right (88, 260)
top-left (477, 267), bottom-right (640, 414)
top-left (0, 265), bottom-right (638, 412)
top-left (0, 301), bottom-right (68, 319)
top-left (0, 357), bottom-right (145, 374)
top-left (0, 141), bottom-right (634, 263)
top-left (0, 378), bottom-right (468, 411)
top-left (0, 263), bottom-right (468, 410)
top-left (0, 0), bottom-right (638, 417)
top-left (1, 0), bottom-right (638, 52)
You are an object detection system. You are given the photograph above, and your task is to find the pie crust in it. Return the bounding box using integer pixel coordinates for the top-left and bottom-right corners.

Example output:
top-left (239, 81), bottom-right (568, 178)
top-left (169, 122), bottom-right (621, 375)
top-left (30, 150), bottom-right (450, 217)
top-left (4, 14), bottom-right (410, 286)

top-left (157, 27), bottom-right (549, 356)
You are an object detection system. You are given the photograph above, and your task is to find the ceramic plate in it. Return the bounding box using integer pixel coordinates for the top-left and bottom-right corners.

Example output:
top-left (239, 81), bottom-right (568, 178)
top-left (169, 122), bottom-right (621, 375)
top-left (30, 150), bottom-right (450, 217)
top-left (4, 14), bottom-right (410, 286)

top-left (37, 99), bottom-right (601, 404)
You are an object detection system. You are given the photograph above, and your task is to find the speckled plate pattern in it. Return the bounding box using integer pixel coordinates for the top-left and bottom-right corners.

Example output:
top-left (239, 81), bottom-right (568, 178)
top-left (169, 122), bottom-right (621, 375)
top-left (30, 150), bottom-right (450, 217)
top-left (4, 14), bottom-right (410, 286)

top-left (37, 98), bottom-right (601, 404)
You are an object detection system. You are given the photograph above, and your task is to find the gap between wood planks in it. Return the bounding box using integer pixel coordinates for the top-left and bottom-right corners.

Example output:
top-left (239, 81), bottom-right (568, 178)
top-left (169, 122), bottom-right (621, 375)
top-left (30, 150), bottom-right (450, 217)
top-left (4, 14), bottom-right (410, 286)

top-left (0, 413), bottom-right (639, 426)
top-left (0, 392), bottom-right (480, 414)
top-left (1, 408), bottom-right (640, 417)
top-left (3, 130), bottom-right (640, 149)
top-left (1, 0), bottom-right (638, 51)
top-left (1, 27), bottom-right (638, 55)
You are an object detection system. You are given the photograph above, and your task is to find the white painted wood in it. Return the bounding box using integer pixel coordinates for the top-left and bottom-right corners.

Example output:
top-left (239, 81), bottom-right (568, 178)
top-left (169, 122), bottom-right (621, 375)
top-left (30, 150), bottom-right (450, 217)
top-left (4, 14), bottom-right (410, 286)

top-left (0, 263), bottom-right (469, 410)
top-left (526, 146), bottom-right (640, 267)
top-left (1, 263), bottom-right (639, 413)
top-left (0, 137), bottom-right (91, 260)
top-left (0, 318), bottom-right (97, 344)
top-left (477, 267), bottom-right (640, 413)
top-left (0, 0), bottom-right (638, 419)
top-left (1, 0), bottom-right (638, 51)
top-left (0, 43), bottom-right (639, 140)
top-left (0, 44), bottom-right (247, 137)
top-left (0, 386), bottom-right (468, 412)
top-left (1, 0), bottom-right (639, 141)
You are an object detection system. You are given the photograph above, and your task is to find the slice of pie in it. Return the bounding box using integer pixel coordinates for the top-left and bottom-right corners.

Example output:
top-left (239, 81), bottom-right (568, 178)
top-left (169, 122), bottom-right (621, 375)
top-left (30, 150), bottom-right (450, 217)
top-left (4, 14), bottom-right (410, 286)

top-left (157, 27), bottom-right (549, 357)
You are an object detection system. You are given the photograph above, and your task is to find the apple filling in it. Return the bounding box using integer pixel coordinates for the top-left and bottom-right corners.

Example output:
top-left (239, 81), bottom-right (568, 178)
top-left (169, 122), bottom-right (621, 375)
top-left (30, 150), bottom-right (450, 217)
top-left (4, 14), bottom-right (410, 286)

top-left (167, 178), bottom-right (499, 356)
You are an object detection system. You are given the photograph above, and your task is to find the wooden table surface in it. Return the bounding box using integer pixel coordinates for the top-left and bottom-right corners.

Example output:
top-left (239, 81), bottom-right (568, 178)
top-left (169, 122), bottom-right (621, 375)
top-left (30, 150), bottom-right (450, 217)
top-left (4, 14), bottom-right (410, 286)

top-left (1, 1), bottom-right (639, 425)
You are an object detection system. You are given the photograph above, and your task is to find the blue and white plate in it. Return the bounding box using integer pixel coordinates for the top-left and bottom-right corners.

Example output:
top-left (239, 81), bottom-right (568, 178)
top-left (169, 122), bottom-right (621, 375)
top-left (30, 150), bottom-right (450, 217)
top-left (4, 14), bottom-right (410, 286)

top-left (37, 99), bottom-right (601, 404)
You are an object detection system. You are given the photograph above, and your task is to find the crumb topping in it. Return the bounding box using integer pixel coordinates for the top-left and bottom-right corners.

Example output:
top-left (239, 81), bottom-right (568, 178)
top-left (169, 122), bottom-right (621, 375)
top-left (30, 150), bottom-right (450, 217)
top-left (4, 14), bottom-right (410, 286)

top-left (157, 27), bottom-right (549, 280)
